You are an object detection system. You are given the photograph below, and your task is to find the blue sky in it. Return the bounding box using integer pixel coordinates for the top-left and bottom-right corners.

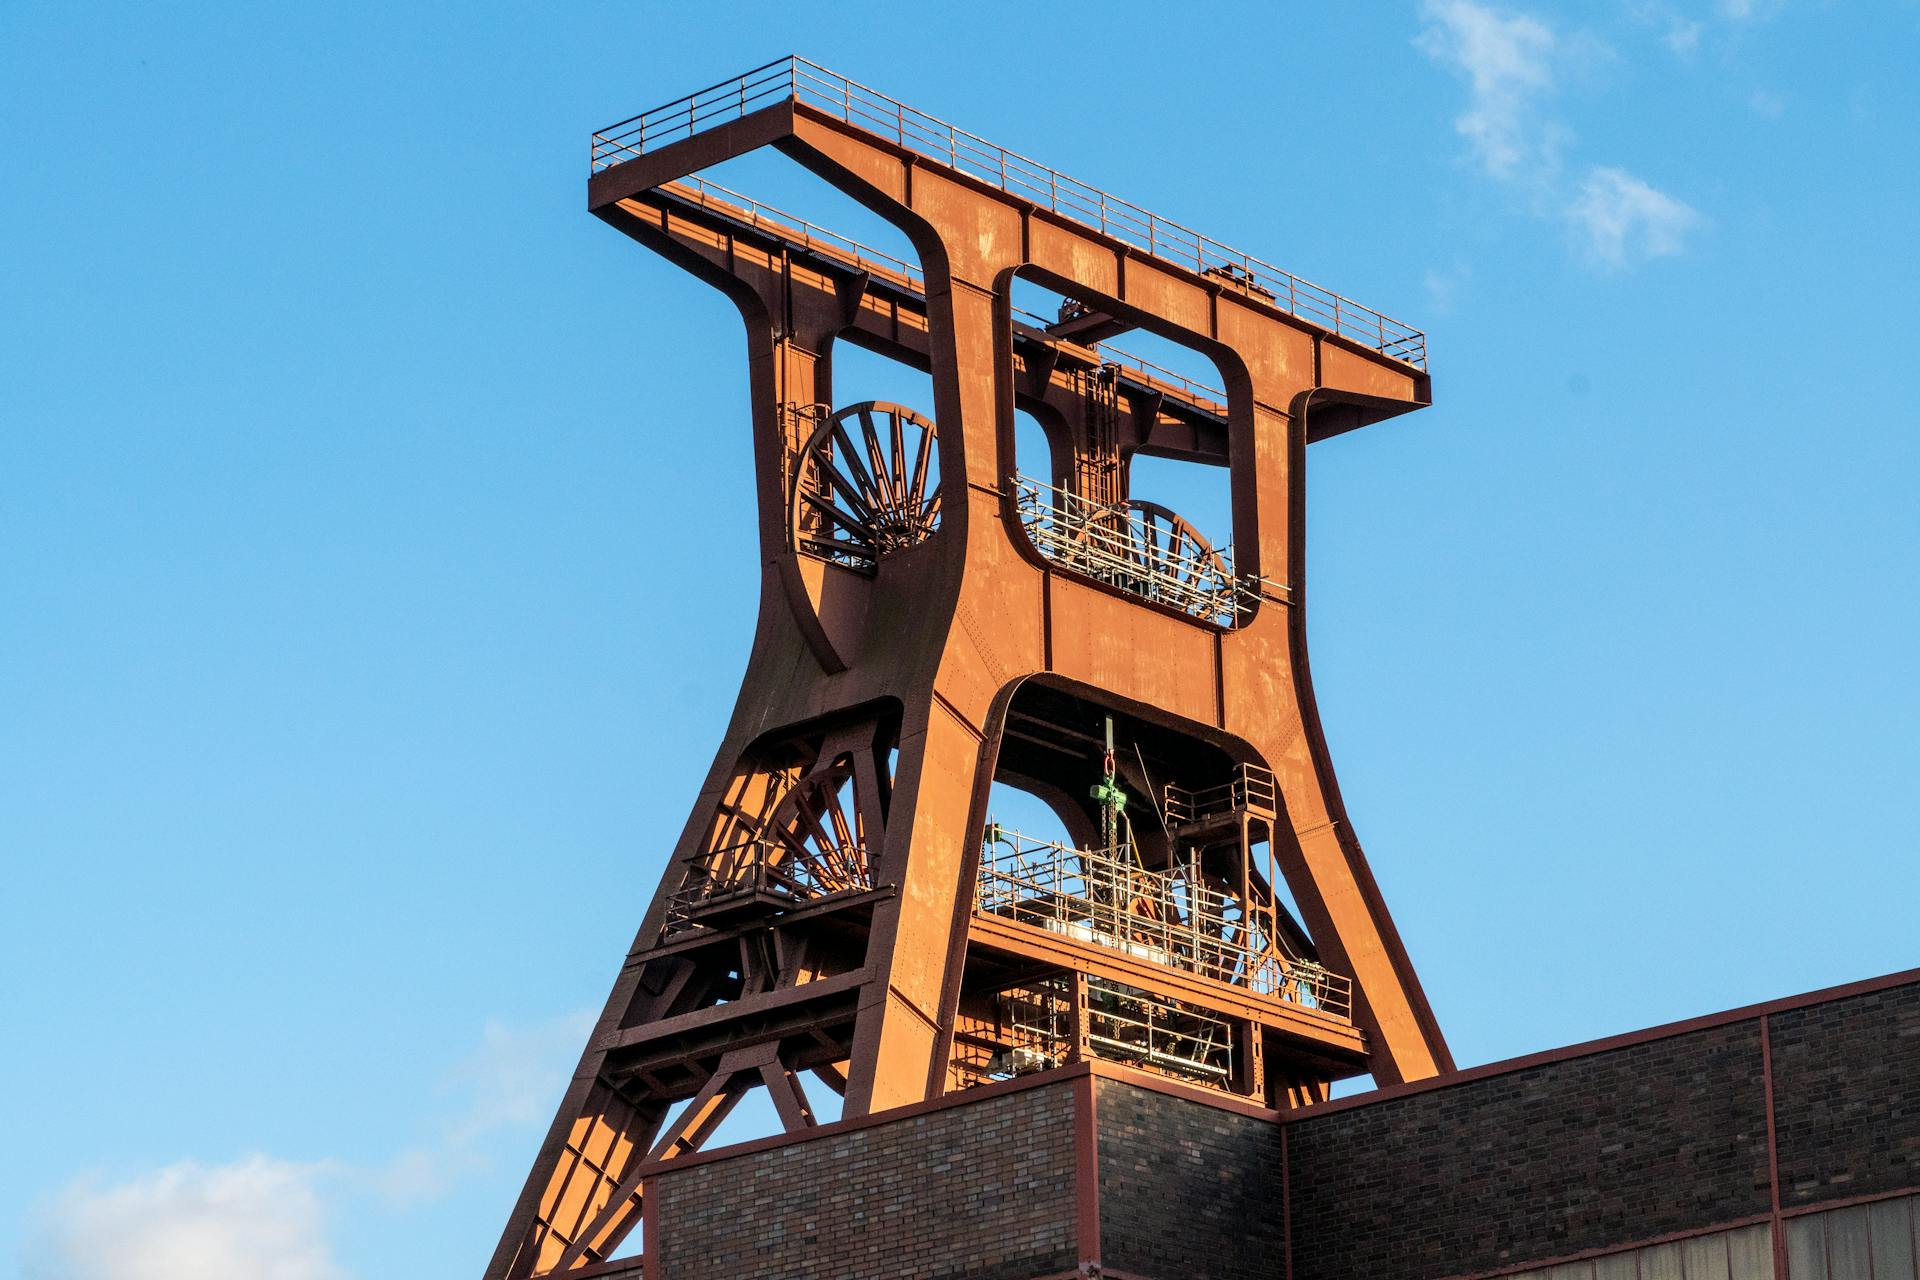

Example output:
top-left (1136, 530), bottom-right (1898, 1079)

top-left (3, 2), bottom-right (1916, 1276)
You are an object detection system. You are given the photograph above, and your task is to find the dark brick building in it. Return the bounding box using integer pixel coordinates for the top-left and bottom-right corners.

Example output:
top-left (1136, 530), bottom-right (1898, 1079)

top-left (580, 969), bottom-right (1917, 1280)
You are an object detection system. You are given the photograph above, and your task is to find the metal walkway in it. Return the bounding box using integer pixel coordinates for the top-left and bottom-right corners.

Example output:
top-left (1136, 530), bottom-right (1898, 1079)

top-left (592, 56), bottom-right (1428, 369)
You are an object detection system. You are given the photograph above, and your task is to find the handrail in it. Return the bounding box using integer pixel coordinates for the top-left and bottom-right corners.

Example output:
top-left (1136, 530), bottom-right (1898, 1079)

top-left (657, 177), bottom-right (1228, 410)
top-left (1164, 763), bottom-right (1278, 826)
top-left (663, 836), bottom-right (871, 933)
top-left (591, 57), bottom-right (1428, 369)
top-left (974, 824), bottom-right (1351, 1019)
top-left (661, 175), bottom-right (925, 288)
top-left (1012, 473), bottom-right (1288, 628)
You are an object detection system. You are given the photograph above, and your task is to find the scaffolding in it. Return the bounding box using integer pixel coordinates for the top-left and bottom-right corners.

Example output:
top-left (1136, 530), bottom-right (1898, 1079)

top-left (952, 976), bottom-right (1236, 1090)
top-left (1013, 474), bottom-right (1272, 626)
top-left (974, 824), bottom-right (1350, 1018)
top-left (1085, 978), bottom-right (1235, 1085)
top-left (951, 983), bottom-right (1073, 1088)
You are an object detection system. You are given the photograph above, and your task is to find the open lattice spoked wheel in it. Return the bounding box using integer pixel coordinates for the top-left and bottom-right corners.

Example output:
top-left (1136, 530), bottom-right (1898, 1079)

top-left (789, 401), bottom-right (941, 573)
top-left (1060, 496), bottom-right (1233, 607)
top-left (756, 756), bottom-right (874, 899)
top-left (1119, 500), bottom-right (1233, 592)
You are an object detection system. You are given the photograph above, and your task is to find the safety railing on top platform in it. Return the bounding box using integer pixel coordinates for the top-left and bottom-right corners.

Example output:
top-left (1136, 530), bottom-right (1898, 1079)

top-left (974, 824), bottom-right (1350, 1019)
top-left (1163, 762), bottom-right (1278, 828)
top-left (591, 57), bottom-right (1427, 369)
top-left (653, 178), bottom-right (1227, 412)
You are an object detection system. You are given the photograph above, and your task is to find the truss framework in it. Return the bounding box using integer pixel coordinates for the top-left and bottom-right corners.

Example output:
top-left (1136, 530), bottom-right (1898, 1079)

top-left (486, 57), bottom-right (1452, 1279)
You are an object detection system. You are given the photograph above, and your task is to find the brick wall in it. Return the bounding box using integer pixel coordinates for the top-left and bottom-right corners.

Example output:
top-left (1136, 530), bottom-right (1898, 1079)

top-left (648, 1079), bottom-right (1079, 1280)
top-left (1284, 1021), bottom-right (1773, 1280)
top-left (1771, 983), bottom-right (1920, 1207)
top-left (630, 973), bottom-right (1915, 1280)
top-left (1095, 1079), bottom-right (1285, 1280)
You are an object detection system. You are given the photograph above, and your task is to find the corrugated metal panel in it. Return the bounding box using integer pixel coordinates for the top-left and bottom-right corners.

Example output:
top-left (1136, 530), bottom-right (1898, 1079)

top-left (1595, 1251), bottom-right (1640, 1280)
top-left (1642, 1240), bottom-right (1686, 1280)
top-left (1685, 1229), bottom-right (1736, 1280)
top-left (1868, 1195), bottom-right (1918, 1280)
top-left (1727, 1223), bottom-right (1777, 1280)
top-left (1476, 1197), bottom-right (1917, 1280)
top-left (1787, 1214), bottom-right (1828, 1280)
top-left (1823, 1206), bottom-right (1874, 1280)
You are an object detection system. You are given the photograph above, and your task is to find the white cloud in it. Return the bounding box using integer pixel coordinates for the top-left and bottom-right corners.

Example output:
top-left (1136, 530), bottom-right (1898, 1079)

top-left (1416, 0), bottom-right (1564, 182)
top-left (1567, 166), bottom-right (1703, 267)
top-left (364, 1008), bottom-right (595, 1206)
top-left (1420, 2), bottom-right (1700, 271)
top-left (1664, 18), bottom-right (1704, 53)
top-left (26, 1157), bottom-right (344, 1280)
top-left (1748, 88), bottom-right (1786, 118)
top-left (1634, 0), bottom-right (1781, 55)
top-left (446, 1011), bottom-right (596, 1144)
top-left (22, 1011), bottom-right (597, 1279)
top-left (1424, 263), bottom-right (1473, 315)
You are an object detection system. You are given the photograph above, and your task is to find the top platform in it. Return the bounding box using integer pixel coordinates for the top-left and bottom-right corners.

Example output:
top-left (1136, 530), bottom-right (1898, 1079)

top-left (589, 56), bottom-right (1429, 371)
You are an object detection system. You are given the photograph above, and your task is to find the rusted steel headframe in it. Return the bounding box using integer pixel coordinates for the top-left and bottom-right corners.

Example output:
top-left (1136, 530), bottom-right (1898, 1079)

top-left (486, 59), bottom-right (1449, 1278)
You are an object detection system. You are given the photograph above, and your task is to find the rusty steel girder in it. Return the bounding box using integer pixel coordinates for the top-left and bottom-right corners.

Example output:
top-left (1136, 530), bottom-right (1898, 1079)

top-left (486, 58), bottom-right (1450, 1279)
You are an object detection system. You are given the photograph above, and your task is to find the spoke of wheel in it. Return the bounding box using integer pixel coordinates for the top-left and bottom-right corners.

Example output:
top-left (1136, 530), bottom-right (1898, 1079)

top-left (791, 402), bottom-right (940, 571)
top-left (888, 408), bottom-right (908, 505)
top-left (910, 418), bottom-right (935, 508)
top-left (830, 421), bottom-right (885, 514)
top-left (800, 491), bottom-right (875, 541)
top-left (1147, 514), bottom-right (1170, 574)
top-left (809, 458), bottom-right (878, 524)
top-left (857, 408), bottom-right (897, 519)
top-left (827, 793), bottom-right (857, 856)
top-left (791, 795), bottom-right (839, 864)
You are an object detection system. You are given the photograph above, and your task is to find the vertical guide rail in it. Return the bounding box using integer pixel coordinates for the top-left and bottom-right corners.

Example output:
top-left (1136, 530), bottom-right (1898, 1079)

top-left (587, 58), bottom-right (1428, 368)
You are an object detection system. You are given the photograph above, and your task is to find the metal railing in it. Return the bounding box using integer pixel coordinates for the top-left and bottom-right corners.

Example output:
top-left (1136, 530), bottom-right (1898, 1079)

top-left (951, 984), bottom-right (1073, 1087)
top-left (974, 825), bottom-right (1350, 1018)
top-left (1163, 763), bottom-right (1278, 828)
top-left (591, 57), bottom-right (1427, 369)
top-left (951, 976), bottom-right (1236, 1090)
top-left (1013, 474), bottom-right (1276, 627)
top-left (1085, 978), bottom-right (1235, 1086)
top-left (661, 175), bottom-right (925, 289)
top-left (657, 180), bottom-right (1226, 413)
top-left (664, 836), bottom-right (871, 933)
top-left (1009, 304), bottom-right (1226, 406)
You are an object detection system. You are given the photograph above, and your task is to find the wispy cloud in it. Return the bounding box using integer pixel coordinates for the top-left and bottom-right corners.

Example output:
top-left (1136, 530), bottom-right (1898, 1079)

top-left (369, 1008), bottom-right (596, 1203)
top-left (447, 1012), bottom-right (596, 1143)
top-left (1424, 263), bottom-right (1474, 315)
top-left (1418, 1), bottom-right (1701, 270)
top-left (1567, 167), bottom-right (1702, 268)
top-left (1414, 1), bottom-right (1564, 184)
top-left (1633, 0), bottom-right (1783, 55)
top-left (1664, 18), bottom-right (1704, 53)
top-left (25, 1157), bottom-right (344, 1280)
top-left (1718, 0), bottom-right (1786, 22)
top-left (23, 1011), bottom-right (595, 1280)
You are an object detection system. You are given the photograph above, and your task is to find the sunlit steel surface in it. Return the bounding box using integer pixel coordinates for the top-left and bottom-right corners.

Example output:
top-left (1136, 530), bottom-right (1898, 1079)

top-left (486, 57), bottom-right (1449, 1278)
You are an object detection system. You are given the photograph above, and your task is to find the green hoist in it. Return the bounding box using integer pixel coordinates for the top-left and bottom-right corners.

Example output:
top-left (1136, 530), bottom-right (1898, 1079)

top-left (1088, 715), bottom-right (1129, 851)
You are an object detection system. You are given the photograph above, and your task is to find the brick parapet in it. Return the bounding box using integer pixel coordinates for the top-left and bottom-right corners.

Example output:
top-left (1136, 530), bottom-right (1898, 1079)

top-left (648, 1077), bottom-right (1080, 1280)
top-left (619, 970), bottom-right (1916, 1280)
